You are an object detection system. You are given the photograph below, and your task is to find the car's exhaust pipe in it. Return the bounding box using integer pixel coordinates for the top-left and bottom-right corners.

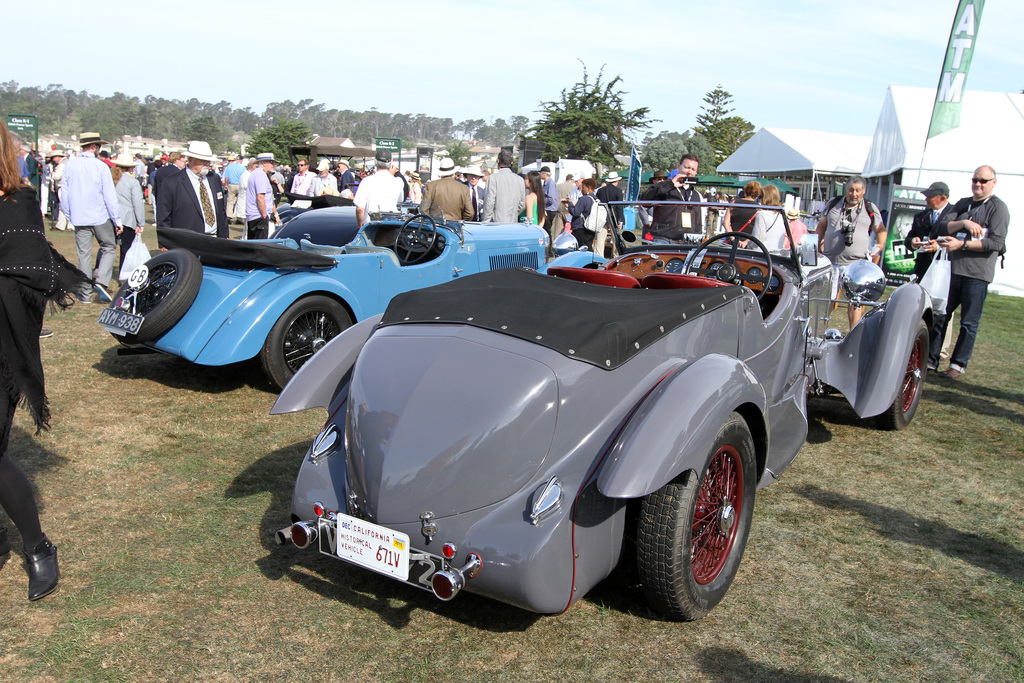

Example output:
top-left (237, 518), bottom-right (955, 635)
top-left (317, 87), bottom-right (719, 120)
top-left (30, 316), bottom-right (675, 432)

top-left (431, 554), bottom-right (482, 601)
top-left (275, 526), bottom-right (293, 546)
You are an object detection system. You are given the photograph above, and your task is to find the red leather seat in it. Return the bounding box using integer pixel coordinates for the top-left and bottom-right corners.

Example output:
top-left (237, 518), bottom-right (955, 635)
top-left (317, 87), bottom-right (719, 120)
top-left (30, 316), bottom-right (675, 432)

top-left (641, 273), bottom-right (731, 289)
top-left (547, 267), bottom-right (641, 289)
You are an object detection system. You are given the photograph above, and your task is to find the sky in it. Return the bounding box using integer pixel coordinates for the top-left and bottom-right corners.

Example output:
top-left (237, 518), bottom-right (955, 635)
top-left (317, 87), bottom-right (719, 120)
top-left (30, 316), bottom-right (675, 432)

top-left (7, 0), bottom-right (1021, 142)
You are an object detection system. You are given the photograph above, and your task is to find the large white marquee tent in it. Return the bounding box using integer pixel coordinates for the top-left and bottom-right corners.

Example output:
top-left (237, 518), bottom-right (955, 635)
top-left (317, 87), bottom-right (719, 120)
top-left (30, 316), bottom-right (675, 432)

top-left (862, 86), bottom-right (1024, 296)
top-left (717, 128), bottom-right (872, 204)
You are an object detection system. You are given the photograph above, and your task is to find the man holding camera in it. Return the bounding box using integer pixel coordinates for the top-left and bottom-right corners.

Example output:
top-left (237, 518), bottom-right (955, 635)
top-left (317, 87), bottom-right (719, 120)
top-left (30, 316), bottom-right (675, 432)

top-left (926, 165), bottom-right (1009, 379)
top-left (815, 175), bottom-right (886, 328)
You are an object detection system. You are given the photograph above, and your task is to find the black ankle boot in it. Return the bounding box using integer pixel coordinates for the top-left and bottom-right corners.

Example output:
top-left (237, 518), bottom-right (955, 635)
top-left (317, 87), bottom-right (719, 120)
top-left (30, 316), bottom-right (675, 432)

top-left (26, 538), bottom-right (59, 601)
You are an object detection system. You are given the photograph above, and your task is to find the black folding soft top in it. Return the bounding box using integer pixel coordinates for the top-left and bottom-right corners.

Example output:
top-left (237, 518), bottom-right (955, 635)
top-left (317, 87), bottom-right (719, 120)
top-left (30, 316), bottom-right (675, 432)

top-left (380, 268), bottom-right (743, 370)
top-left (159, 228), bottom-right (336, 270)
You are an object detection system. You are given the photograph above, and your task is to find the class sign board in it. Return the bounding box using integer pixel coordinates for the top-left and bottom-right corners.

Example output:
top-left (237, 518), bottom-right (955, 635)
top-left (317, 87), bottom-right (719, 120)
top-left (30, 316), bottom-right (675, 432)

top-left (375, 137), bottom-right (401, 160)
top-left (6, 114), bottom-right (38, 147)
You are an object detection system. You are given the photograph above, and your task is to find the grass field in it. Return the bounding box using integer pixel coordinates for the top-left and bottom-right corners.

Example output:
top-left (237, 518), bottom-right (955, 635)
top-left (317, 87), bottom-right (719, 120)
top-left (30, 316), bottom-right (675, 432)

top-left (1, 229), bottom-right (1021, 682)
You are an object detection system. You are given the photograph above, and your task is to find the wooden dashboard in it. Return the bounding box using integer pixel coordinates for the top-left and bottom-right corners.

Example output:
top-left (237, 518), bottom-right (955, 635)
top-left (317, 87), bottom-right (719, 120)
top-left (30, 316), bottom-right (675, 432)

top-left (604, 251), bottom-right (782, 294)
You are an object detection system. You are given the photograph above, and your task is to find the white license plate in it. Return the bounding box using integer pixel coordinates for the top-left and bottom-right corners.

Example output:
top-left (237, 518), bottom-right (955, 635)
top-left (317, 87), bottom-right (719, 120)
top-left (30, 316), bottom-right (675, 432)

top-left (97, 307), bottom-right (144, 336)
top-left (325, 513), bottom-right (410, 581)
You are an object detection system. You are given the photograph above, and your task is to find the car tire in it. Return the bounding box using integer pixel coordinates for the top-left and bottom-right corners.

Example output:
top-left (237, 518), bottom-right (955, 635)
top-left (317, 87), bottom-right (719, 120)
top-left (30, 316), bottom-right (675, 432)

top-left (637, 412), bottom-right (756, 621)
top-left (877, 318), bottom-right (929, 431)
top-left (114, 249), bottom-right (203, 344)
top-left (259, 295), bottom-right (353, 390)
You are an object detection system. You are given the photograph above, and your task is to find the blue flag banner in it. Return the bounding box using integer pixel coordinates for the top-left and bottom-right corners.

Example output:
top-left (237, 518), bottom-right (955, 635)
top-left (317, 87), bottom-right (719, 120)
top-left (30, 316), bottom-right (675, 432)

top-left (928, 0), bottom-right (985, 139)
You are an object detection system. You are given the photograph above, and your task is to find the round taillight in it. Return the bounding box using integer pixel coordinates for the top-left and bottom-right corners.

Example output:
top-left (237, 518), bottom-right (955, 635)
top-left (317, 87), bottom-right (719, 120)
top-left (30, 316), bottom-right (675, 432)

top-left (431, 571), bottom-right (459, 601)
top-left (312, 502), bottom-right (325, 517)
top-left (290, 522), bottom-right (316, 549)
top-left (441, 542), bottom-right (457, 560)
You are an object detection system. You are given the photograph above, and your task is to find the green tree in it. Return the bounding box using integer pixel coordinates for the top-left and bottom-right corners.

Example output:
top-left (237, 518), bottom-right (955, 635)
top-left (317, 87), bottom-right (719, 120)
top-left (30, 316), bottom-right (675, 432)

top-left (441, 140), bottom-right (472, 167)
top-left (246, 118), bottom-right (312, 162)
top-left (184, 115), bottom-right (226, 150)
top-left (693, 86), bottom-right (754, 166)
top-left (528, 63), bottom-right (655, 166)
top-left (641, 130), bottom-right (715, 175)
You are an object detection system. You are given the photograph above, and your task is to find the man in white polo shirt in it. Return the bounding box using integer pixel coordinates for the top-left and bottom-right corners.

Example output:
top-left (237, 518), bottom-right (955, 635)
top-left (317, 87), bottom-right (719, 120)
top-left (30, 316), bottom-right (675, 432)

top-left (354, 148), bottom-right (403, 227)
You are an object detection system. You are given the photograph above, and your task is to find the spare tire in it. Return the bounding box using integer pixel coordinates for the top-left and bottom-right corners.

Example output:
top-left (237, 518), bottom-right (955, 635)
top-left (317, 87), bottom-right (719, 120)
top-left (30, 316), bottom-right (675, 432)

top-left (112, 249), bottom-right (203, 344)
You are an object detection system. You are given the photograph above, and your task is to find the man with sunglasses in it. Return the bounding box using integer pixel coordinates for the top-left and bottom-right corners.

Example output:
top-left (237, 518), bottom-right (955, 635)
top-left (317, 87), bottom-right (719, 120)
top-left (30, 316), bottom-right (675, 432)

top-left (927, 166), bottom-right (1009, 379)
top-left (287, 159), bottom-right (316, 196)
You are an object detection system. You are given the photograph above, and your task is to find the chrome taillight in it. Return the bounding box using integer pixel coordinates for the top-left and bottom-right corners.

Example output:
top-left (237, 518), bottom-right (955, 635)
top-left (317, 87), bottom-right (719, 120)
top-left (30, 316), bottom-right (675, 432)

top-left (290, 521), bottom-right (318, 549)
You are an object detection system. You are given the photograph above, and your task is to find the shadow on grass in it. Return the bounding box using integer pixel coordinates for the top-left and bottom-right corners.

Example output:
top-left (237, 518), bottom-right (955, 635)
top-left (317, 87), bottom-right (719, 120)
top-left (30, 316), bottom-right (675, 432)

top-left (92, 345), bottom-right (273, 394)
top-left (805, 396), bottom-right (868, 444)
top-left (696, 647), bottom-right (853, 682)
top-left (929, 372), bottom-right (1024, 408)
top-left (0, 425), bottom-right (70, 547)
top-left (796, 485), bottom-right (1024, 584)
top-left (926, 386), bottom-right (1024, 424)
top-left (225, 441), bottom-right (540, 633)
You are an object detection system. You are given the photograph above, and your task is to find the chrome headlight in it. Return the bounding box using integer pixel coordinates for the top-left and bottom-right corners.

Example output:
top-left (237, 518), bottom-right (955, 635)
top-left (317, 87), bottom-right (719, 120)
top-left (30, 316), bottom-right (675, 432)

top-left (553, 232), bottom-right (579, 256)
top-left (841, 260), bottom-right (886, 303)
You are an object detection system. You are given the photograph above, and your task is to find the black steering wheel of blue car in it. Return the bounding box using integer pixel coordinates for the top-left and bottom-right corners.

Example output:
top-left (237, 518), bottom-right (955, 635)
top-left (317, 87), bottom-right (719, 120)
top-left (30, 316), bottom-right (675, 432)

top-left (684, 231), bottom-right (773, 301)
top-left (394, 214), bottom-right (438, 266)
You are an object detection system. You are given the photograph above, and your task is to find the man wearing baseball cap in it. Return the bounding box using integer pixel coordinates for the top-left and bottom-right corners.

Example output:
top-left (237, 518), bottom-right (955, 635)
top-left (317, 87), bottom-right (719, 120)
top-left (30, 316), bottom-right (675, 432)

top-left (904, 181), bottom-right (952, 282)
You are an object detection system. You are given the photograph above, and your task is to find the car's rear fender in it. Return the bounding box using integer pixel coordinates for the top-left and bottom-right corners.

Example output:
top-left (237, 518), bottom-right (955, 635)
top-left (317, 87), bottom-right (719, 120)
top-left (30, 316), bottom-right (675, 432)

top-left (597, 354), bottom-right (768, 499)
top-left (186, 273), bottom-right (367, 367)
top-left (271, 313), bottom-right (382, 415)
top-left (815, 283), bottom-right (930, 417)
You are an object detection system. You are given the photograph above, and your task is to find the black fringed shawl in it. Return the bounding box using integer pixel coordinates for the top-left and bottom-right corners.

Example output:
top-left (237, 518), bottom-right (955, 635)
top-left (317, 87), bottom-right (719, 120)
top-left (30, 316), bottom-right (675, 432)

top-left (0, 187), bottom-right (89, 452)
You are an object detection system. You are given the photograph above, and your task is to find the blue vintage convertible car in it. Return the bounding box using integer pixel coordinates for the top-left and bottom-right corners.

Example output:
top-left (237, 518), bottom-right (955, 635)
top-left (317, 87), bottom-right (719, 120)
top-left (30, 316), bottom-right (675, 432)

top-left (98, 209), bottom-right (548, 388)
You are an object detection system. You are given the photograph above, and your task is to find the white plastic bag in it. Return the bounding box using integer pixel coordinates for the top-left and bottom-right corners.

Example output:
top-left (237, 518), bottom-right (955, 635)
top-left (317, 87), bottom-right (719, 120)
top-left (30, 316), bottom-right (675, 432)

top-left (919, 248), bottom-right (951, 313)
top-left (119, 235), bottom-right (151, 280)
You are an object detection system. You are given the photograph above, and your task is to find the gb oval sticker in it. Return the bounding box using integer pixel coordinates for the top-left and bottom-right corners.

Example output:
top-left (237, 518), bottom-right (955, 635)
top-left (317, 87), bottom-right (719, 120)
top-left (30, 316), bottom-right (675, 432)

top-left (128, 265), bottom-right (149, 290)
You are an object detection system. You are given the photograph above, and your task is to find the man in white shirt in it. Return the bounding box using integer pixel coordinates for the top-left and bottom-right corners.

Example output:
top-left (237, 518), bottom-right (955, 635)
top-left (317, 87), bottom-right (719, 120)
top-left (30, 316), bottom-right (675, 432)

top-left (354, 149), bottom-right (403, 226)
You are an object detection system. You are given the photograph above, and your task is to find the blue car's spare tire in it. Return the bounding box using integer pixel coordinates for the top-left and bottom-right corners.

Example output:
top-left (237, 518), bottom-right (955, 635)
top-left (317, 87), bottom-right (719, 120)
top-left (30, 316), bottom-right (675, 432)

top-left (112, 249), bottom-right (203, 344)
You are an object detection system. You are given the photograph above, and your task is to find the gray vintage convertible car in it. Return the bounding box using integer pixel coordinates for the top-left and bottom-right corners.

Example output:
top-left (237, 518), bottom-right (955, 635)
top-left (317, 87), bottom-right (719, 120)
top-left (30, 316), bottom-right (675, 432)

top-left (271, 204), bottom-right (931, 621)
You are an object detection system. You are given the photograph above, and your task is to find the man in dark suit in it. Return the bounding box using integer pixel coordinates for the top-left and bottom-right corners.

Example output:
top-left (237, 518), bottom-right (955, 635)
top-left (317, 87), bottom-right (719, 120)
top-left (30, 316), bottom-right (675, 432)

top-left (151, 152), bottom-right (185, 225)
top-left (157, 141), bottom-right (228, 247)
top-left (904, 181), bottom-right (952, 281)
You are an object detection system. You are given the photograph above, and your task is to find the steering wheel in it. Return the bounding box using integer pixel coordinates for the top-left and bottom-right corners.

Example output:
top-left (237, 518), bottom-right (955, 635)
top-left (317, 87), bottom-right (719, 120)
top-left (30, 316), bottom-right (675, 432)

top-left (683, 231), bottom-right (773, 301)
top-left (394, 214), bottom-right (439, 266)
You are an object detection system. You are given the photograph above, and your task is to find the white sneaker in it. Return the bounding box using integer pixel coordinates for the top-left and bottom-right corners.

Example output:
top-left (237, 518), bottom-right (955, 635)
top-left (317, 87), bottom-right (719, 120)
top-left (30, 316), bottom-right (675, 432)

top-left (94, 284), bottom-right (113, 303)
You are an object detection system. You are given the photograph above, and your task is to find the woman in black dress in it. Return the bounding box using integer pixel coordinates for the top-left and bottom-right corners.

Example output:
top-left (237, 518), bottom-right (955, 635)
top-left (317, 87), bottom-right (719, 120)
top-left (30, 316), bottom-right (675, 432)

top-left (0, 120), bottom-right (88, 600)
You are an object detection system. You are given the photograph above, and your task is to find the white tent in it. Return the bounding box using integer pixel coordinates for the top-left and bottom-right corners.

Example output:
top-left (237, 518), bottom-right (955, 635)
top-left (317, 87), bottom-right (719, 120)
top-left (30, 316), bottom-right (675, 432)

top-left (717, 128), bottom-right (872, 203)
top-left (862, 86), bottom-right (1024, 296)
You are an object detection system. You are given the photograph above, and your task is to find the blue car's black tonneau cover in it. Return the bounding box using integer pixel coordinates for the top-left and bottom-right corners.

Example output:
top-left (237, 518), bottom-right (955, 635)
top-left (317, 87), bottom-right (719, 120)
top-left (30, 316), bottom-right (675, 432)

top-left (380, 268), bottom-right (742, 370)
top-left (158, 228), bottom-right (336, 270)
